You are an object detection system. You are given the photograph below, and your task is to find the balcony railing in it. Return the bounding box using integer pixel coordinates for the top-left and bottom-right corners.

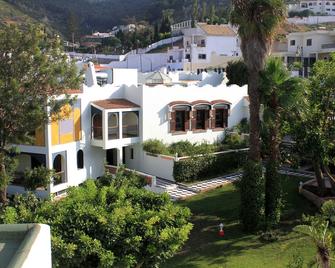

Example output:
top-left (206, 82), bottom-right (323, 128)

top-left (108, 126), bottom-right (119, 140)
top-left (122, 124), bottom-right (139, 138)
top-left (321, 43), bottom-right (335, 49)
top-left (92, 126), bottom-right (103, 140)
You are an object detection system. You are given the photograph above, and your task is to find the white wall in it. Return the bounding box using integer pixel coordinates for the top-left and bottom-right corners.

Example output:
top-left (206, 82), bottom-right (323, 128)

top-left (141, 82), bottom-right (248, 144)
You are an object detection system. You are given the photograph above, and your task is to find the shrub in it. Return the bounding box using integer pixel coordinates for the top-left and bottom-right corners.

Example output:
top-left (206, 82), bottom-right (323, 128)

top-left (142, 139), bottom-right (168, 155)
top-left (236, 118), bottom-right (250, 134)
top-left (223, 132), bottom-right (247, 149)
top-left (226, 60), bottom-right (248, 86)
top-left (23, 166), bottom-right (53, 191)
top-left (173, 151), bottom-right (247, 183)
top-left (321, 200), bottom-right (335, 224)
top-left (1, 171), bottom-right (193, 268)
top-left (240, 160), bottom-right (265, 231)
top-left (169, 141), bottom-right (195, 157)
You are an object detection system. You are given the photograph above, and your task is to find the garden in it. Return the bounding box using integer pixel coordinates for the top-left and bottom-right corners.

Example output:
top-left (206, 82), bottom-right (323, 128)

top-left (163, 176), bottom-right (319, 268)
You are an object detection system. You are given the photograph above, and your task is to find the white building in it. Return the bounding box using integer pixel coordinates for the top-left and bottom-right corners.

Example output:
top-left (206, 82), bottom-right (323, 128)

top-left (79, 22), bottom-right (241, 73)
top-left (272, 29), bottom-right (335, 77)
top-left (9, 64), bottom-right (248, 197)
top-left (288, 0), bottom-right (335, 15)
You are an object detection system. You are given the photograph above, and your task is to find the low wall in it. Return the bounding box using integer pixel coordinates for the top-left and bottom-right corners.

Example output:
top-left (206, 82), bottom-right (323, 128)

top-left (140, 153), bottom-right (175, 181)
top-left (105, 165), bottom-right (156, 186)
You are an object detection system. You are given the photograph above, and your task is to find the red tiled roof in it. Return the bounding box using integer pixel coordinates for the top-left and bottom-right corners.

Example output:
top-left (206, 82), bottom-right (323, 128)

top-left (65, 89), bottom-right (83, 94)
top-left (198, 23), bottom-right (237, 37)
top-left (92, 99), bottom-right (140, 110)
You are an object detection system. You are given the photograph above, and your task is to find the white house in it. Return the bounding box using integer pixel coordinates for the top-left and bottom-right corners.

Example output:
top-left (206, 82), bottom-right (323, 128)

top-left (272, 29), bottom-right (335, 77)
top-left (74, 22), bottom-right (241, 73)
top-left (10, 63), bottom-right (248, 197)
top-left (288, 0), bottom-right (335, 15)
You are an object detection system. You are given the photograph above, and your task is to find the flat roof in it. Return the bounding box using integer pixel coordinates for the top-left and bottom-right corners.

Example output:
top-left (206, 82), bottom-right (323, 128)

top-left (198, 23), bottom-right (237, 37)
top-left (92, 98), bottom-right (140, 110)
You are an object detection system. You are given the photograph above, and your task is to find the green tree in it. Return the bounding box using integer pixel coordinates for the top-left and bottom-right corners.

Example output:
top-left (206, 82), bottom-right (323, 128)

top-left (293, 54), bottom-right (335, 196)
top-left (1, 173), bottom-right (193, 267)
top-left (226, 60), bottom-right (248, 86)
top-left (260, 58), bottom-right (303, 226)
top-left (66, 11), bottom-right (79, 43)
top-left (192, 0), bottom-right (199, 27)
top-left (0, 26), bottom-right (81, 204)
top-left (200, 1), bottom-right (207, 22)
top-left (230, 0), bottom-right (286, 231)
top-left (160, 9), bottom-right (174, 34)
top-left (209, 4), bottom-right (217, 24)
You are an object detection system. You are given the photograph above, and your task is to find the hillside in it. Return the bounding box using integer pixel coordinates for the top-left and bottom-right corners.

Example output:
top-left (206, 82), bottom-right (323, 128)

top-left (0, 0), bottom-right (35, 27)
top-left (4, 0), bottom-right (230, 36)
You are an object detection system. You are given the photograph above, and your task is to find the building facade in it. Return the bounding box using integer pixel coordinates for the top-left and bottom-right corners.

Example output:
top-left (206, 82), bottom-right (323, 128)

top-left (10, 63), bottom-right (248, 197)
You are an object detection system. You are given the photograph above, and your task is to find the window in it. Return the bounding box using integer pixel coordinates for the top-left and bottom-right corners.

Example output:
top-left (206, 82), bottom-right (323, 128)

top-left (196, 110), bottom-right (206, 129)
top-left (193, 105), bottom-right (210, 130)
top-left (77, 150), bottom-right (84, 169)
top-left (130, 148), bottom-right (134, 159)
top-left (307, 39), bottom-right (312, 46)
top-left (185, 54), bottom-right (191, 60)
top-left (290, 40), bottom-right (296, 46)
top-left (215, 109), bottom-right (228, 128)
top-left (198, 54), bottom-right (206, 60)
top-left (176, 111), bottom-right (186, 131)
top-left (200, 39), bottom-right (206, 47)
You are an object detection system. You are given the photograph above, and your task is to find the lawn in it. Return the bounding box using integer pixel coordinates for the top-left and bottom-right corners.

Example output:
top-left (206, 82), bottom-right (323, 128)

top-left (162, 176), bottom-right (318, 268)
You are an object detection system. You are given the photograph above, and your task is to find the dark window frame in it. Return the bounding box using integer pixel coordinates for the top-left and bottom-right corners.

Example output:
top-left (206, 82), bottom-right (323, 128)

top-left (77, 150), bottom-right (84, 169)
top-left (175, 110), bottom-right (186, 132)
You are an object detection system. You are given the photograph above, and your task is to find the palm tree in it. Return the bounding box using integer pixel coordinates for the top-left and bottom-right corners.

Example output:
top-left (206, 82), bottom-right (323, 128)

top-left (294, 219), bottom-right (332, 268)
top-left (260, 58), bottom-right (303, 226)
top-left (230, 0), bottom-right (286, 230)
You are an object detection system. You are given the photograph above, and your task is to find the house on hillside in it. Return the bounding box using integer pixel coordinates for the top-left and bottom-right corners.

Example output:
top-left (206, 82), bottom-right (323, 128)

top-left (272, 29), bottom-right (335, 77)
top-left (288, 0), bottom-right (335, 15)
top-left (9, 63), bottom-right (248, 197)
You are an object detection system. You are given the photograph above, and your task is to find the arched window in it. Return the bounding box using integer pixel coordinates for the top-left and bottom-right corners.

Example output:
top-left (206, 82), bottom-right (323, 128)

top-left (53, 154), bottom-right (65, 185)
top-left (77, 150), bottom-right (84, 169)
top-left (92, 113), bottom-right (103, 140)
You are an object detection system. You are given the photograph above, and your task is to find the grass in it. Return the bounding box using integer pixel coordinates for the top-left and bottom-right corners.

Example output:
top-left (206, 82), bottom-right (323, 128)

top-left (163, 176), bottom-right (318, 268)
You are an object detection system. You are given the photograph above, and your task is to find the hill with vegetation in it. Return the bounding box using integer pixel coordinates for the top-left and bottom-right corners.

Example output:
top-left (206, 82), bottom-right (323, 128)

top-left (3, 0), bottom-right (230, 37)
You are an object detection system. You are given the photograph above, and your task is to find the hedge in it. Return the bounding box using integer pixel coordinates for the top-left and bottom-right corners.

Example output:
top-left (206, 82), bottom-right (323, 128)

top-left (173, 151), bottom-right (247, 183)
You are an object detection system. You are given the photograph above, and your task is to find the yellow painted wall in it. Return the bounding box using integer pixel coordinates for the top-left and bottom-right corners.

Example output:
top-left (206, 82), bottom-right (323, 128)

top-left (51, 103), bottom-right (81, 145)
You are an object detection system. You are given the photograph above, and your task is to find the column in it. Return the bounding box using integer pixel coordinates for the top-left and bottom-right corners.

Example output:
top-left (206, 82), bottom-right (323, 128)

top-left (117, 147), bottom-right (123, 166)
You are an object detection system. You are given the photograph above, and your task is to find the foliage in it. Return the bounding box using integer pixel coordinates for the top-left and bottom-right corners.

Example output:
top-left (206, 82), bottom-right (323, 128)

top-left (321, 200), bottom-right (335, 225)
top-left (226, 60), bottom-right (248, 87)
top-left (143, 139), bottom-right (169, 155)
top-left (234, 118), bottom-right (250, 134)
top-left (223, 132), bottom-right (247, 149)
top-left (0, 25), bottom-right (81, 203)
top-left (259, 230), bottom-right (279, 243)
top-left (0, 173), bottom-right (193, 267)
top-left (294, 215), bottom-right (332, 268)
top-left (292, 54), bottom-right (335, 196)
top-left (240, 160), bottom-right (264, 231)
top-left (287, 252), bottom-right (304, 268)
top-left (173, 151), bottom-right (247, 183)
top-left (23, 166), bottom-right (54, 191)
top-left (260, 57), bottom-right (304, 227)
top-left (288, 9), bottom-right (314, 18)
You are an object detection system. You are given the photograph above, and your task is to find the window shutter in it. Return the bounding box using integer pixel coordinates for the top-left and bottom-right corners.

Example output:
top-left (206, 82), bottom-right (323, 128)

top-left (185, 111), bottom-right (191, 131)
top-left (205, 110), bottom-right (210, 129)
top-left (224, 109), bottom-right (229, 128)
top-left (191, 110), bottom-right (197, 130)
top-left (170, 111), bottom-right (176, 133)
top-left (211, 109), bottom-right (216, 129)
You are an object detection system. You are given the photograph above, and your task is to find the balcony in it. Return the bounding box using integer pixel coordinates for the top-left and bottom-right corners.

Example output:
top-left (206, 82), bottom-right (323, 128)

top-left (321, 43), bottom-right (335, 49)
top-left (91, 99), bottom-right (141, 149)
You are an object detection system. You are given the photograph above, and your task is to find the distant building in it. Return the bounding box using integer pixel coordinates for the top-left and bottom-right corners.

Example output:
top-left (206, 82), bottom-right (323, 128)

top-left (272, 29), bottom-right (335, 77)
top-left (288, 0), bottom-right (335, 15)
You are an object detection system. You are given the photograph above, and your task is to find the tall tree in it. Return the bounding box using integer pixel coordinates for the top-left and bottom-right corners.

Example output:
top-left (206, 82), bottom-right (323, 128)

top-left (293, 54), bottom-right (335, 196)
top-left (0, 26), bottom-right (81, 203)
top-left (200, 1), bottom-right (207, 22)
top-left (260, 58), bottom-right (303, 226)
top-left (192, 0), bottom-right (199, 27)
top-left (66, 11), bottom-right (79, 43)
top-left (230, 0), bottom-right (286, 231)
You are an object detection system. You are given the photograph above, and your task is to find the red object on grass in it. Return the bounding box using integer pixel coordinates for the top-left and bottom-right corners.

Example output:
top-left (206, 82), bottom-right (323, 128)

top-left (219, 230), bottom-right (225, 237)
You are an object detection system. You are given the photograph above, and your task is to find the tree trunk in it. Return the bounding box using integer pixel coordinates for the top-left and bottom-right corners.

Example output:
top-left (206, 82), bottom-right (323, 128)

top-left (0, 152), bottom-right (8, 204)
top-left (265, 95), bottom-right (281, 226)
top-left (247, 70), bottom-right (262, 162)
top-left (318, 247), bottom-right (331, 268)
top-left (313, 156), bottom-right (326, 197)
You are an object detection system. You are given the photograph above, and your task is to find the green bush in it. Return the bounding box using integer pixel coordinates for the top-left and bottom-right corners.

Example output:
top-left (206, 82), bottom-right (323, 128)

top-left (321, 200), bottom-right (335, 224)
top-left (236, 118), bottom-right (250, 134)
top-left (142, 139), bottom-right (168, 155)
top-left (240, 160), bottom-right (265, 231)
top-left (169, 141), bottom-right (195, 157)
top-left (173, 151), bottom-right (247, 183)
top-left (23, 166), bottom-right (53, 191)
top-left (223, 132), bottom-right (247, 149)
